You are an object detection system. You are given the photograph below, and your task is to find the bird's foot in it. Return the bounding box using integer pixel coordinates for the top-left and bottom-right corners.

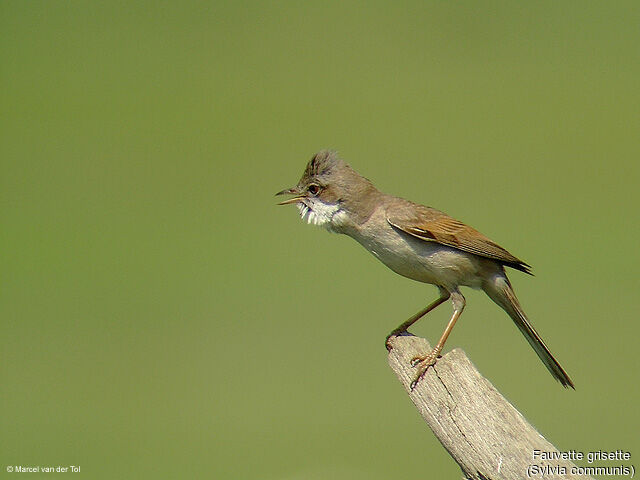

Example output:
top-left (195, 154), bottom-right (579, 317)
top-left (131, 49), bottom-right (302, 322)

top-left (409, 350), bottom-right (440, 390)
top-left (385, 329), bottom-right (407, 351)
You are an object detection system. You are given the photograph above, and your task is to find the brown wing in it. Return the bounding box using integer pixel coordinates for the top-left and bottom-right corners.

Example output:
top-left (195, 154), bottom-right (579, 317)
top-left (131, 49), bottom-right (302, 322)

top-left (386, 201), bottom-right (532, 274)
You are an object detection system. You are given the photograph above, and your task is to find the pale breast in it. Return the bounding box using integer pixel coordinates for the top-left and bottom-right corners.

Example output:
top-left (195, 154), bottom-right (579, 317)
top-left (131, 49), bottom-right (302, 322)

top-left (349, 213), bottom-right (487, 290)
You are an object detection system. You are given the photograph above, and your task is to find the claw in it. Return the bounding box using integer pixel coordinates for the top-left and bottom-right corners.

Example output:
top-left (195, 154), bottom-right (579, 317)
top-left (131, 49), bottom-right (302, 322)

top-left (385, 335), bottom-right (394, 351)
top-left (410, 363), bottom-right (431, 390)
top-left (385, 329), bottom-right (406, 351)
top-left (408, 351), bottom-right (441, 389)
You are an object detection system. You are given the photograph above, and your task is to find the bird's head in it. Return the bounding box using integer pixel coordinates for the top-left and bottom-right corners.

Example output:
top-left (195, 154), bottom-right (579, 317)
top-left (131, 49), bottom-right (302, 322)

top-left (276, 150), bottom-right (376, 231)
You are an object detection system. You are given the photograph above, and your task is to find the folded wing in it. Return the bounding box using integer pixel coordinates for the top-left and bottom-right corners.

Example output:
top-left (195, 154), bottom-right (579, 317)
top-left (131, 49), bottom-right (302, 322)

top-left (387, 201), bottom-right (531, 274)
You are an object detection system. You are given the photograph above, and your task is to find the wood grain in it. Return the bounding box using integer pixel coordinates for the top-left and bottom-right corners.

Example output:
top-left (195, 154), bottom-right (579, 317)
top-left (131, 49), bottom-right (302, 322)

top-left (387, 334), bottom-right (592, 480)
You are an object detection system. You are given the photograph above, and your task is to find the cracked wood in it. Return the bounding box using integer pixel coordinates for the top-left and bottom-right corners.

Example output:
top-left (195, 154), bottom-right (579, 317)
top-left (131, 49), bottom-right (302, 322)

top-left (387, 334), bottom-right (592, 480)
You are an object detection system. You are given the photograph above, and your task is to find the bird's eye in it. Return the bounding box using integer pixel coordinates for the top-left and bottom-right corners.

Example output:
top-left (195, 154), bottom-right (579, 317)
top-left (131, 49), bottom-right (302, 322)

top-left (308, 184), bottom-right (321, 196)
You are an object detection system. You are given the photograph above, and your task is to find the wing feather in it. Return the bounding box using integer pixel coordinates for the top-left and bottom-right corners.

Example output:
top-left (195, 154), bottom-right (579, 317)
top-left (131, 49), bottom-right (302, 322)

top-left (386, 201), bottom-right (531, 274)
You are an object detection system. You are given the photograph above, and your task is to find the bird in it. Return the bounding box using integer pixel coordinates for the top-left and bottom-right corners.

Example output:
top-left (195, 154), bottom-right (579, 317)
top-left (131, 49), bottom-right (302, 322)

top-left (277, 150), bottom-right (574, 389)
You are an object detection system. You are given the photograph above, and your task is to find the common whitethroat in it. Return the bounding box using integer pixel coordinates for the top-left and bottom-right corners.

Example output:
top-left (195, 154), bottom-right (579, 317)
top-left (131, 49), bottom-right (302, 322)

top-left (277, 150), bottom-right (574, 389)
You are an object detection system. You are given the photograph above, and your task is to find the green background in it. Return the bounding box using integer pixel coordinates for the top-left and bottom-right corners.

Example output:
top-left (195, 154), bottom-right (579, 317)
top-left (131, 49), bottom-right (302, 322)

top-left (2, 1), bottom-right (638, 478)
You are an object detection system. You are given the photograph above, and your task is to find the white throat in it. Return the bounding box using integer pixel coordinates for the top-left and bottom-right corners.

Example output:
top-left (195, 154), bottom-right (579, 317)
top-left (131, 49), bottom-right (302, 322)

top-left (297, 200), bottom-right (347, 231)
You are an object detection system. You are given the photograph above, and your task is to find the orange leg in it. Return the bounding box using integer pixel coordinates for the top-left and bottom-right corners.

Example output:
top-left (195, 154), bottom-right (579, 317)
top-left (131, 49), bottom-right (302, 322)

top-left (410, 290), bottom-right (465, 389)
top-left (385, 288), bottom-right (450, 350)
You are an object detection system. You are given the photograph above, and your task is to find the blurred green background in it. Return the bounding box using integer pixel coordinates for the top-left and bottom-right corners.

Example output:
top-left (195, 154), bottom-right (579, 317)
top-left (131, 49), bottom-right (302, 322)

top-left (2, 1), bottom-right (638, 478)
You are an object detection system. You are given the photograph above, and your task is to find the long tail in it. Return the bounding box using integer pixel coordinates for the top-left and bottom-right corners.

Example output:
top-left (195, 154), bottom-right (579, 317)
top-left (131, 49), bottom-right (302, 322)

top-left (484, 274), bottom-right (575, 389)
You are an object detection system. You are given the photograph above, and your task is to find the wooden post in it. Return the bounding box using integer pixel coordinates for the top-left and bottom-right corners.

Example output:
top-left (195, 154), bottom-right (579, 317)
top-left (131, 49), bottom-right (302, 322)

top-left (387, 334), bottom-right (593, 480)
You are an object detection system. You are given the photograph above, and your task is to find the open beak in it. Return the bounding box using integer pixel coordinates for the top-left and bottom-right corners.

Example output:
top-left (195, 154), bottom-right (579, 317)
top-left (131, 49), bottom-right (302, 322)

top-left (275, 187), bottom-right (305, 205)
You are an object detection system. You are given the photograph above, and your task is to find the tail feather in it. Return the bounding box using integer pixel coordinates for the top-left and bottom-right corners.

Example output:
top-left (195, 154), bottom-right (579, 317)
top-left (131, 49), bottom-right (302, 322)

top-left (484, 275), bottom-right (575, 389)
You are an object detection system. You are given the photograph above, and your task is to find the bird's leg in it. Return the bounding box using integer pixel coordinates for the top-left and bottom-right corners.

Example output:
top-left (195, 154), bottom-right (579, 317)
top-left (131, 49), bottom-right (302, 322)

top-left (385, 289), bottom-right (450, 350)
top-left (410, 290), bottom-right (465, 390)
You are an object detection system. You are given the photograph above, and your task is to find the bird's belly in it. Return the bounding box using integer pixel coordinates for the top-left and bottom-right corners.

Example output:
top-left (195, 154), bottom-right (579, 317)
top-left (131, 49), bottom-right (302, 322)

top-left (355, 230), bottom-right (485, 289)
